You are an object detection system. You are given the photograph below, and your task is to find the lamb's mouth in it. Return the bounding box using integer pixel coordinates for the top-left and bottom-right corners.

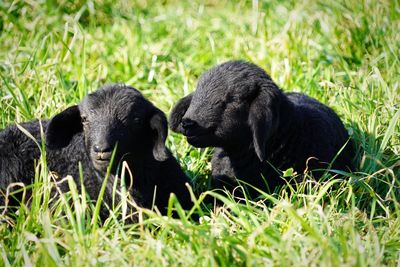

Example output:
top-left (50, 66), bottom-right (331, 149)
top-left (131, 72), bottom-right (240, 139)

top-left (92, 152), bottom-right (113, 171)
top-left (182, 123), bottom-right (215, 147)
top-left (186, 133), bottom-right (211, 147)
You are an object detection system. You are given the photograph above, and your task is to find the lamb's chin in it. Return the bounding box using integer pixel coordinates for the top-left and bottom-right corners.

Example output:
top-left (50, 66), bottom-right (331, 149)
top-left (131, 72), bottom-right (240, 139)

top-left (93, 159), bottom-right (112, 173)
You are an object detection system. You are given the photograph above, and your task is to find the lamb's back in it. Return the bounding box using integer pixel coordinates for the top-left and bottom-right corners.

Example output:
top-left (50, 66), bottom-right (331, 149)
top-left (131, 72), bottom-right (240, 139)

top-left (283, 92), bottom-right (353, 171)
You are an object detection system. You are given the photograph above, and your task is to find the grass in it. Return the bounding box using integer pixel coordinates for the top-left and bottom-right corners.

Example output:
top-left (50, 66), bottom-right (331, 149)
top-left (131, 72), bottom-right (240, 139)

top-left (0, 0), bottom-right (400, 266)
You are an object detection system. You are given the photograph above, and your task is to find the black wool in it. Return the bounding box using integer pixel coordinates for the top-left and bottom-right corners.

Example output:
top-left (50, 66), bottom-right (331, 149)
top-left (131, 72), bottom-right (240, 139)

top-left (1, 84), bottom-right (192, 220)
top-left (170, 61), bottom-right (354, 196)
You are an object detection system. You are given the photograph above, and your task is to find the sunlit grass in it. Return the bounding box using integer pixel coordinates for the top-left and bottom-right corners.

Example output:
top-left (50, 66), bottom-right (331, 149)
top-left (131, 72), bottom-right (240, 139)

top-left (1, 0), bottom-right (399, 266)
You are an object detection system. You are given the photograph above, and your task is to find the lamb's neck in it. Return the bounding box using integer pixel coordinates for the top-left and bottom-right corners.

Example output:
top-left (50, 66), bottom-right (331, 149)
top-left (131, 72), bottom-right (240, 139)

top-left (274, 92), bottom-right (296, 134)
top-left (121, 153), bottom-right (161, 180)
top-left (265, 94), bottom-right (301, 164)
top-left (222, 143), bottom-right (260, 169)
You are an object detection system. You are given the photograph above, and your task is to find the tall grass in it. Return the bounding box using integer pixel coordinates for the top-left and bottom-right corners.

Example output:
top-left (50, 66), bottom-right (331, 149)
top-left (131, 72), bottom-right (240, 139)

top-left (0, 0), bottom-right (399, 266)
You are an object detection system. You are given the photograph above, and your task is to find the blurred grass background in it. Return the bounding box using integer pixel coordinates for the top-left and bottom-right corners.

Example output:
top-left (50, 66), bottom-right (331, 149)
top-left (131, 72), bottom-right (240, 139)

top-left (0, 0), bottom-right (399, 266)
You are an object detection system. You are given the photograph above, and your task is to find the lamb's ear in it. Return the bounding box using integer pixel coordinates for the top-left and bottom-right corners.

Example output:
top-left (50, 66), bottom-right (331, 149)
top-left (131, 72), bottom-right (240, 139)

top-left (150, 109), bottom-right (169, 161)
top-left (248, 89), bottom-right (277, 162)
top-left (169, 93), bottom-right (193, 133)
top-left (46, 105), bottom-right (83, 149)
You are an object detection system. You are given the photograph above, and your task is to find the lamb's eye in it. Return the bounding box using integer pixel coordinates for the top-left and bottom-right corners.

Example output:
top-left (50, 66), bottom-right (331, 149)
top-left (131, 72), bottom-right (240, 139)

top-left (133, 117), bottom-right (143, 124)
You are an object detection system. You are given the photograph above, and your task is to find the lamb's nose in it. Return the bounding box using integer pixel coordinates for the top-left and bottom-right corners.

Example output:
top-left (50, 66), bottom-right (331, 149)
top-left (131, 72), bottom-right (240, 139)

top-left (93, 143), bottom-right (113, 161)
top-left (181, 118), bottom-right (197, 130)
top-left (93, 143), bottom-right (112, 153)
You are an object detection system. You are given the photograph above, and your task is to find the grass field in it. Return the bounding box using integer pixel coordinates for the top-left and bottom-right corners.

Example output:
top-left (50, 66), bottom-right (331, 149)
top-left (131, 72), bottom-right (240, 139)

top-left (1, 0), bottom-right (400, 266)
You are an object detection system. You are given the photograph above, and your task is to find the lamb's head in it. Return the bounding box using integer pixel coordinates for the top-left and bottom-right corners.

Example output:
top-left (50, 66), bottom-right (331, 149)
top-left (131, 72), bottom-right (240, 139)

top-left (170, 60), bottom-right (284, 161)
top-left (46, 84), bottom-right (168, 173)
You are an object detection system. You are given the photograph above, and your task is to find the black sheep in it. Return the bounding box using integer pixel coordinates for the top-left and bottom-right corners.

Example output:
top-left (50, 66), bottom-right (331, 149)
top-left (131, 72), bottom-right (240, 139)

top-left (170, 61), bottom-right (354, 196)
top-left (0, 84), bottom-right (192, 219)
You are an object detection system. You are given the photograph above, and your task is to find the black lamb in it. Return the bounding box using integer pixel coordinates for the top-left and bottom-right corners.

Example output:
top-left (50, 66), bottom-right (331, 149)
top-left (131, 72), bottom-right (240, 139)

top-left (170, 61), bottom-right (354, 196)
top-left (0, 84), bottom-right (192, 220)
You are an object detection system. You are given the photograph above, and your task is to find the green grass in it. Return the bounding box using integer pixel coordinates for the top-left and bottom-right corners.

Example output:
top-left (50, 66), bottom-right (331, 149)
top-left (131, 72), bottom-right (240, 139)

top-left (1, 0), bottom-right (400, 266)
